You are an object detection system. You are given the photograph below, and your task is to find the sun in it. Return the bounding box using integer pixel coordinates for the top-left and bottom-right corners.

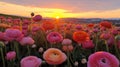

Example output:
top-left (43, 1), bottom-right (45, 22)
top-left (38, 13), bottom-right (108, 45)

top-left (56, 16), bottom-right (60, 19)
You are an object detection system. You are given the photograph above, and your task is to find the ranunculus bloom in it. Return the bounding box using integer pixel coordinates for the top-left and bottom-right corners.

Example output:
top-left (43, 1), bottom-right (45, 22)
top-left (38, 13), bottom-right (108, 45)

top-left (33, 15), bottom-right (42, 22)
top-left (81, 40), bottom-right (94, 49)
top-left (22, 24), bottom-right (28, 30)
top-left (75, 24), bottom-right (82, 30)
top-left (62, 39), bottom-right (72, 45)
top-left (0, 23), bottom-right (11, 28)
top-left (5, 29), bottom-right (23, 41)
top-left (20, 37), bottom-right (34, 46)
top-left (111, 29), bottom-right (118, 35)
top-left (32, 24), bottom-right (43, 32)
top-left (100, 33), bottom-right (111, 40)
top-left (13, 19), bottom-right (21, 25)
top-left (47, 32), bottom-right (63, 44)
top-left (42, 21), bottom-right (55, 31)
top-left (62, 45), bottom-right (73, 52)
top-left (107, 36), bottom-right (115, 46)
top-left (100, 21), bottom-right (112, 29)
top-left (87, 23), bottom-right (94, 28)
top-left (6, 51), bottom-right (16, 60)
top-left (43, 48), bottom-right (67, 65)
top-left (23, 19), bottom-right (31, 25)
top-left (88, 51), bottom-right (120, 67)
top-left (73, 31), bottom-right (90, 43)
top-left (93, 28), bottom-right (99, 33)
top-left (20, 56), bottom-right (42, 67)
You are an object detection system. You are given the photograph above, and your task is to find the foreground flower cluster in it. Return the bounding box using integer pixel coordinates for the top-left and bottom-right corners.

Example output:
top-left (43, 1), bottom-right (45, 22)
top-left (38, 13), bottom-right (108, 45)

top-left (0, 15), bottom-right (120, 67)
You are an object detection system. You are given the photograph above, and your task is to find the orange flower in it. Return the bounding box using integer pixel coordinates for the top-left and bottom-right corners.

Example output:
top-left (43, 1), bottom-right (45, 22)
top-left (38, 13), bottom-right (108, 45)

top-left (100, 21), bottom-right (112, 28)
top-left (43, 48), bottom-right (67, 65)
top-left (87, 23), bottom-right (94, 28)
top-left (0, 23), bottom-right (11, 28)
top-left (73, 31), bottom-right (90, 43)
top-left (42, 21), bottom-right (55, 31)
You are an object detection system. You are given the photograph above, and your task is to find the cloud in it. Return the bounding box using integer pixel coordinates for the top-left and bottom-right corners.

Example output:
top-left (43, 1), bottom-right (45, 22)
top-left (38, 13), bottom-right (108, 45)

top-left (1, 0), bottom-right (120, 12)
top-left (0, 1), bottom-right (120, 18)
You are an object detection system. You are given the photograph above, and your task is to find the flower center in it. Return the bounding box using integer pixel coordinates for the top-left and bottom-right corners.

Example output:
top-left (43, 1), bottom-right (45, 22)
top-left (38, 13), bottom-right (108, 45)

top-left (101, 58), bottom-right (106, 63)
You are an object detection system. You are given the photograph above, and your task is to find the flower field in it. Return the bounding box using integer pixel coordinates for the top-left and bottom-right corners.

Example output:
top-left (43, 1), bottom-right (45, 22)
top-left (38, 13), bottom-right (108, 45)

top-left (0, 14), bottom-right (120, 67)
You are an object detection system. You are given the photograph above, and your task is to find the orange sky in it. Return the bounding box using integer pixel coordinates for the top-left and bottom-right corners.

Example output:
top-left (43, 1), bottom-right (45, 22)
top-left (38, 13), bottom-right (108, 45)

top-left (0, 2), bottom-right (120, 18)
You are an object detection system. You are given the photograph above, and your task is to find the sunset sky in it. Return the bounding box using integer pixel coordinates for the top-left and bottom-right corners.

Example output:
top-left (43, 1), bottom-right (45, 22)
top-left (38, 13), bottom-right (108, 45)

top-left (0, 0), bottom-right (120, 18)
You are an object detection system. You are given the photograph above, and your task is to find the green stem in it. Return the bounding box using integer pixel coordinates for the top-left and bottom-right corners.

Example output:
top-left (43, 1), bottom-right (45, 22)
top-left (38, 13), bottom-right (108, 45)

top-left (14, 41), bottom-right (20, 60)
top-left (10, 60), bottom-right (14, 67)
top-left (40, 31), bottom-right (48, 49)
top-left (54, 65), bottom-right (56, 67)
top-left (0, 48), bottom-right (5, 67)
top-left (67, 52), bottom-right (70, 67)
top-left (95, 33), bottom-right (98, 52)
top-left (114, 40), bottom-right (120, 60)
top-left (27, 46), bottom-right (30, 56)
top-left (105, 41), bottom-right (109, 52)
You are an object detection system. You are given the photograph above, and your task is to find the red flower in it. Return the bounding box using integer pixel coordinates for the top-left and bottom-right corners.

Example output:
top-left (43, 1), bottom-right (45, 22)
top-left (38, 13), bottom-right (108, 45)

top-left (73, 31), bottom-right (90, 43)
top-left (100, 21), bottom-right (112, 28)
top-left (42, 21), bottom-right (55, 31)
top-left (87, 23), bottom-right (94, 28)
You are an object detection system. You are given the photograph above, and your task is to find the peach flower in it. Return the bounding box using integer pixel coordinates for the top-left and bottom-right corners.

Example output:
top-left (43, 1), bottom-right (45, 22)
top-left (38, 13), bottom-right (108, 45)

top-left (43, 48), bottom-right (67, 65)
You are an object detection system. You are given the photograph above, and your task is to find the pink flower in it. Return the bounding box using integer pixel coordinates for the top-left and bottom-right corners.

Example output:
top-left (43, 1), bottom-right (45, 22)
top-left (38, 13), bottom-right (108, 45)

top-left (111, 29), bottom-right (118, 35)
top-left (32, 25), bottom-right (40, 32)
top-left (43, 48), bottom-right (67, 65)
top-left (22, 24), bottom-right (28, 30)
top-left (22, 30), bottom-right (28, 36)
top-left (20, 37), bottom-right (34, 46)
top-left (81, 40), bottom-right (94, 49)
top-left (75, 24), bottom-right (82, 30)
top-left (62, 39), bottom-right (72, 45)
top-left (33, 15), bottom-right (42, 22)
top-left (88, 51), bottom-right (120, 67)
top-left (23, 19), bottom-right (31, 25)
top-left (20, 56), bottom-right (42, 67)
top-left (107, 36), bottom-right (115, 46)
top-left (47, 32), bottom-right (63, 44)
top-left (100, 33), bottom-right (111, 40)
top-left (6, 51), bottom-right (16, 60)
top-left (62, 45), bottom-right (73, 52)
top-left (93, 28), bottom-right (99, 33)
top-left (5, 29), bottom-right (23, 41)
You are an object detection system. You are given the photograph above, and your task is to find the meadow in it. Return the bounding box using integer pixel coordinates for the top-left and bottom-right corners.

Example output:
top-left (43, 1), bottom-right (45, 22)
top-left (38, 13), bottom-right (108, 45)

top-left (0, 13), bottom-right (120, 67)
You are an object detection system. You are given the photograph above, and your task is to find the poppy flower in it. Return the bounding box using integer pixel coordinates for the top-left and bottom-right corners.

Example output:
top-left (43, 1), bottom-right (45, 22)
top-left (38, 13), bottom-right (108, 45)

top-left (88, 51), bottom-right (120, 67)
top-left (43, 48), bottom-right (67, 65)
top-left (73, 31), bottom-right (90, 43)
